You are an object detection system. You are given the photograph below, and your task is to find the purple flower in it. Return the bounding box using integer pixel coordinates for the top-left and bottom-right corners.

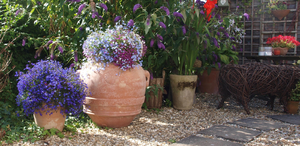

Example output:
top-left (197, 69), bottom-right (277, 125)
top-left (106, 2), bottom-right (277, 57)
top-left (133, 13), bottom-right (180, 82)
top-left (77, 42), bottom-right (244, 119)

top-left (216, 14), bottom-right (220, 19)
top-left (157, 41), bottom-right (165, 50)
top-left (215, 4), bottom-right (218, 9)
top-left (219, 19), bottom-right (223, 23)
top-left (236, 6), bottom-right (239, 9)
top-left (70, 63), bottom-right (75, 68)
top-left (173, 12), bottom-right (183, 19)
top-left (22, 39), bottom-right (26, 46)
top-left (74, 51), bottom-right (78, 62)
top-left (200, 10), bottom-right (205, 15)
top-left (77, 4), bottom-right (86, 15)
top-left (155, 0), bottom-right (158, 4)
top-left (79, 27), bottom-right (83, 31)
top-left (182, 26), bottom-right (186, 35)
top-left (230, 37), bottom-right (235, 40)
top-left (160, 6), bottom-right (170, 15)
top-left (50, 54), bottom-right (54, 60)
top-left (127, 19), bottom-right (134, 27)
top-left (37, 1), bottom-right (41, 5)
top-left (243, 13), bottom-right (249, 20)
top-left (150, 39), bottom-right (155, 47)
top-left (58, 46), bottom-right (63, 53)
top-left (46, 40), bottom-right (53, 50)
top-left (92, 11), bottom-right (99, 19)
top-left (159, 22), bottom-right (166, 30)
top-left (232, 45), bottom-right (236, 51)
top-left (133, 4), bottom-right (142, 13)
top-left (99, 3), bottom-right (108, 11)
top-left (146, 15), bottom-right (150, 25)
top-left (220, 26), bottom-right (224, 30)
top-left (114, 16), bottom-right (122, 22)
top-left (157, 35), bottom-right (163, 41)
top-left (217, 32), bottom-right (220, 36)
top-left (15, 10), bottom-right (20, 16)
top-left (217, 62), bottom-right (221, 68)
top-left (204, 40), bottom-right (207, 49)
top-left (224, 32), bottom-right (229, 38)
top-left (213, 38), bottom-right (219, 48)
top-left (150, 72), bottom-right (153, 80)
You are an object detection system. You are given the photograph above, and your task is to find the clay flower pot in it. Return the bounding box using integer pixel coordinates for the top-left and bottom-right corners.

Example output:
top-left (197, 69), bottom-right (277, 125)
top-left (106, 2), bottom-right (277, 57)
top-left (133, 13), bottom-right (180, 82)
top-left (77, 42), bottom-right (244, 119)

top-left (272, 47), bottom-right (289, 55)
top-left (34, 106), bottom-right (66, 131)
top-left (287, 101), bottom-right (299, 114)
top-left (80, 63), bottom-right (149, 128)
top-left (198, 68), bottom-right (220, 94)
top-left (271, 9), bottom-right (290, 20)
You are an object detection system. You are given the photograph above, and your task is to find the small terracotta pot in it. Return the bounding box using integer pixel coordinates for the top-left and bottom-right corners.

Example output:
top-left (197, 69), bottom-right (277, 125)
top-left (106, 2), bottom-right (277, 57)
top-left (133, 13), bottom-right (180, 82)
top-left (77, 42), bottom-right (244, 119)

top-left (34, 106), bottom-right (66, 131)
top-left (287, 101), bottom-right (299, 114)
top-left (273, 49), bottom-right (281, 55)
top-left (272, 47), bottom-right (288, 55)
top-left (271, 9), bottom-right (290, 20)
top-left (0, 128), bottom-right (5, 139)
top-left (198, 68), bottom-right (220, 94)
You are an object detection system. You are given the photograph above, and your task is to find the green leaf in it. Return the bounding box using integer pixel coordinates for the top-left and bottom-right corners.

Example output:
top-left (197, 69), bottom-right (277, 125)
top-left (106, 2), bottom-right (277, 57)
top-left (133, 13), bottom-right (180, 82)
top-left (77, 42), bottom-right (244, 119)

top-left (151, 14), bottom-right (157, 25)
top-left (195, 8), bottom-right (199, 18)
top-left (219, 54), bottom-right (229, 64)
top-left (181, 9), bottom-right (187, 23)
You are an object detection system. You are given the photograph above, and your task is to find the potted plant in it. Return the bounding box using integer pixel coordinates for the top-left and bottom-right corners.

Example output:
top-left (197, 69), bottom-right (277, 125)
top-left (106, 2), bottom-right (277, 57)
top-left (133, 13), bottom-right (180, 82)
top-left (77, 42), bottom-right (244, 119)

top-left (15, 60), bottom-right (88, 131)
top-left (163, 0), bottom-right (218, 110)
top-left (288, 80), bottom-right (300, 114)
top-left (79, 21), bottom-right (149, 128)
top-left (267, 0), bottom-right (290, 20)
top-left (266, 35), bottom-right (300, 55)
top-left (197, 6), bottom-right (243, 94)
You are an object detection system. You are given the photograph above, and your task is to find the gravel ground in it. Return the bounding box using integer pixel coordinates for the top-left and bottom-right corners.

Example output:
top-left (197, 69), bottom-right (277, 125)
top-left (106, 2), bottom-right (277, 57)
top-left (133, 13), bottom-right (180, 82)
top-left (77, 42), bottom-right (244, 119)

top-left (10, 93), bottom-right (300, 146)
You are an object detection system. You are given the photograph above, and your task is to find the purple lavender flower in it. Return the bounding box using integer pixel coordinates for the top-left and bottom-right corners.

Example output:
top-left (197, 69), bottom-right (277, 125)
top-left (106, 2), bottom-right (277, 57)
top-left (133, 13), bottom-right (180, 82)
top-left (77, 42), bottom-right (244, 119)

top-left (127, 19), bottom-right (134, 27)
top-left (182, 26), bottom-right (186, 35)
top-left (150, 72), bottom-right (153, 80)
top-left (215, 4), bottom-right (218, 9)
top-left (159, 22), bottom-right (166, 30)
top-left (236, 6), bottom-right (239, 9)
top-left (92, 11), bottom-right (99, 19)
top-left (173, 12), bottom-right (184, 19)
top-left (22, 39), bottom-right (26, 46)
top-left (217, 62), bottom-right (221, 68)
top-left (155, 0), bottom-right (158, 4)
top-left (160, 6), bottom-right (170, 15)
top-left (220, 26), bottom-right (224, 30)
top-left (50, 54), bottom-right (54, 60)
top-left (70, 63), bottom-right (75, 68)
top-left (150, 39), bottom-right (155, 47)
top-left (114, 16), bottom-right (122, 22)
top-left (219, 19), bottom-right (223, 23)
top-left (217, 32), bottom-right (220, 36)
top-left (213, 38), bottom-right (219, 48)
top-left (133, 4), bottom-right (142, 13)
top-left (232, 45), bottom-right (236, 51)
top-left (243, 13), bottom-right (249, 20)
top-left (216, 14), bottom-right (220, 19)
top-left (79, 27), bottom-right (83, 31)
top-left (99, 3), bottom-right (108, 11)
top-left (15, 10), bottom-right (20, 16)
top-left (230, 37), bottom-right (235, 40)
top-left (157, 34), bottom-right (163, 41)
top-left (74, 51), bottom-right (78, 62)
top-left (58, 46), bottom-right (63, 53)
top-left (200, 10), bottom-right (205, 15)
top-left (204, 40), bottom-right (207, 49)
top-left (224, 32), bottom-right (229, 38)
top-left (157, 41), bottom-right (165, 49)
top-left (77, 4), bottom-right (86, 15)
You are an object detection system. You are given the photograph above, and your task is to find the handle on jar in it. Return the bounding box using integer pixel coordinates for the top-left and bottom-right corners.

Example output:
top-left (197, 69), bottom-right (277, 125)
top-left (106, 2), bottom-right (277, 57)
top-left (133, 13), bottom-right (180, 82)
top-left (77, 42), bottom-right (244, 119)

top-left (144, 70), bottom-right (150, 87)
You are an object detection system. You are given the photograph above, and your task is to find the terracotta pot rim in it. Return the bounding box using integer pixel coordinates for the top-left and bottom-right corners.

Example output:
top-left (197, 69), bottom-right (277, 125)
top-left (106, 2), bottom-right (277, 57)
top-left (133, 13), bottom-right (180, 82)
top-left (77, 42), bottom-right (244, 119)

top-left (170, 74), bottom-right (197, 77)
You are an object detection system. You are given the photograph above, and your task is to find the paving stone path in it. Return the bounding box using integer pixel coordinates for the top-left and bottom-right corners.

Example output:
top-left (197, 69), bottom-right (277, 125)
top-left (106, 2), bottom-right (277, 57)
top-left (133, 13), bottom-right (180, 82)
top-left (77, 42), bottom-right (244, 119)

top-left (170, 115), bottom-right (300, 146)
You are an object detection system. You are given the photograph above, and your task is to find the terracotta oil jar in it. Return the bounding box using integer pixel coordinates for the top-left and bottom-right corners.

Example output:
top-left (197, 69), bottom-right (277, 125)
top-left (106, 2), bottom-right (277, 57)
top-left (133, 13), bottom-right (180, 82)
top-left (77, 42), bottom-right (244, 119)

top-left (80, 63), bottom-right (149, 128)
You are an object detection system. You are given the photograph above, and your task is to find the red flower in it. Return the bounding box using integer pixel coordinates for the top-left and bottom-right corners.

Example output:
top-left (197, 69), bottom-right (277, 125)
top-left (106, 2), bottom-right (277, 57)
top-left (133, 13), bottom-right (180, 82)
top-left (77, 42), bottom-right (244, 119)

top-left (204, 0), bottom-right (216, 21)
top-left (267, 35), bottom-right (300, 48)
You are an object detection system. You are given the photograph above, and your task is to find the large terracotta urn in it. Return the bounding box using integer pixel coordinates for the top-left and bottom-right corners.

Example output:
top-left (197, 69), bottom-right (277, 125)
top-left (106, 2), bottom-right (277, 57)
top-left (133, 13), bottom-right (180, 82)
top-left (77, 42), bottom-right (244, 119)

top-left (198, 68), bottom-right (220, 94)
top-left (80, 63), bottom-right (149, 128)
top-left (34, 106), bottom-right (66, 131)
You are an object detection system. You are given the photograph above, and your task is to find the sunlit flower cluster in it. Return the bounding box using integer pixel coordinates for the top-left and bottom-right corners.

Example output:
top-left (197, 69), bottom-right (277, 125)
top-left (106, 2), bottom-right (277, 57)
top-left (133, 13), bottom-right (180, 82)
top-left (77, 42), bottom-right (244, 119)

top-left (267, 35), bottom-right (300, 48)
top-left (82, 21), bottom-right (147, 71)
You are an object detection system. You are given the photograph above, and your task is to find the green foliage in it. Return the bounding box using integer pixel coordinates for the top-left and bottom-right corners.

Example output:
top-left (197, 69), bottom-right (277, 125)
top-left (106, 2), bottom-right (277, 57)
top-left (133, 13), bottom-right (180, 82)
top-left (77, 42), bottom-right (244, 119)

top-left (168, 138), bottom-right (176, 143)
top-left (143, 84), bottom-right (164, 109)
top-left (164, 98), bottom-right (172, 107)
top-left (289, 80), bottom-right (300, 101)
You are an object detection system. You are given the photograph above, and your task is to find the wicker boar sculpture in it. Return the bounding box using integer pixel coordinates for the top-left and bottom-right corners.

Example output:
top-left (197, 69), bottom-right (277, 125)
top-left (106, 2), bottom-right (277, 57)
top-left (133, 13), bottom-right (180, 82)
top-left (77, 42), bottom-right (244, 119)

top-left (217, 62), bottom-right (300, 114)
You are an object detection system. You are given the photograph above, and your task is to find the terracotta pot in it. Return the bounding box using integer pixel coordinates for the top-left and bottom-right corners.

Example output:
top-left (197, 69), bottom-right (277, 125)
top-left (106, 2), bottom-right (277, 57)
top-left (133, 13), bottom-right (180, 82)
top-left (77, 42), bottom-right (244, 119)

top-left (80, 63), bottom-right (149, 128)
top-left (170, 74), bottom-right (197, 110)
top-left (198, 68), bottom-right (220, 94)
top-left (271, 9), bottom-right (290, 20)
top-left (287, 101), bottom-right (299, 114)
top-left (33, 106), bottom-right (66, 131)
top-left (145, 71), bottom-right (165, 109)
top-left (272, 47), bottom-right (288, 55)
top-left (273, 49), bottom-right (281, 55)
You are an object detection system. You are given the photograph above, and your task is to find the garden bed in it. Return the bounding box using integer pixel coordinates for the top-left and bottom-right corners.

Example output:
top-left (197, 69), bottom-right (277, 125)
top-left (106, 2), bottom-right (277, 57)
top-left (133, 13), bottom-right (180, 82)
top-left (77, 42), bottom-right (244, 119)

top-left (7, 93), bottom-right (300, 146)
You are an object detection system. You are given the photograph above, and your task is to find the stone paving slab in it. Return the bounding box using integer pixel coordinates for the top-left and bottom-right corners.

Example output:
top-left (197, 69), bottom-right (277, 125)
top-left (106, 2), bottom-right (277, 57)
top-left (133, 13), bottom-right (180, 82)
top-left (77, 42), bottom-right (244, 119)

top-left (228, 118), bottom-right (288, 131)
top-left (267, 115), bottom-right (300, 125)
top-left (197, 125), bottom-right (262, 142)
top-left (170, 135), bottom-right (242, 146)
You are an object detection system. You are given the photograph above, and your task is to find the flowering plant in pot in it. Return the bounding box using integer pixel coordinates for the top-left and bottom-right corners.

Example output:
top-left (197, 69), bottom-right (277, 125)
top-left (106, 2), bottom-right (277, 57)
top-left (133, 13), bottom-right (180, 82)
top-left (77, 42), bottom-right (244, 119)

top-left (15, 60), bottom-right (88, 131)
top-left (266, 35), bottom-right (300, 55)
top-left (80, 21), bottom-right (150, 128)
top-left (266, 0), bottom-right (290, 20)
top-left (287, 80), bottom-right (300, 114)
